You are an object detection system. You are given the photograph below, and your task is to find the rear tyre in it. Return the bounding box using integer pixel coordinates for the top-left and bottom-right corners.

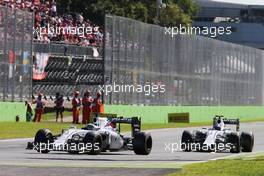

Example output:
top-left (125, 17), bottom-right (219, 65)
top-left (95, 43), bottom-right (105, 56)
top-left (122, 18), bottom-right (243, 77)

top-left (133, 132), bottom-right (152, 155)
top-left (83, 132), bottom-right (102, 155)
top-left (240, 132), bottom-right (254, 152)
top-left (227, 133), bottom-right (240, 153)
top-left (34, 129), bottom-right (53, 153)
top-left (181, 130), bottom-right (193, 152)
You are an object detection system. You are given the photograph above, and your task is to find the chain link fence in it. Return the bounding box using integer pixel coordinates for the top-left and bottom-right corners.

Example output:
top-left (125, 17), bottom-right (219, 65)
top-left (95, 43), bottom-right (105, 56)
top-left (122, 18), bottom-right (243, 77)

top-left (104, 15), bottom-right (264, 106)
top-left (0, 6), bottom-right (33, 102)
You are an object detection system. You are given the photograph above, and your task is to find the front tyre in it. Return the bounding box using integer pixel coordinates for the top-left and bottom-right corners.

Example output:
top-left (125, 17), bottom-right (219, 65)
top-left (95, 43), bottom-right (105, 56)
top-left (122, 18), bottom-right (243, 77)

top-left (181, 130), bottom-right (193, 152)
top-left (133, 132), bottom-right (152, 155)
top-left (34, 129), bottom-right (53, 153)
top-left (83, 132), bottom-right (102, 155)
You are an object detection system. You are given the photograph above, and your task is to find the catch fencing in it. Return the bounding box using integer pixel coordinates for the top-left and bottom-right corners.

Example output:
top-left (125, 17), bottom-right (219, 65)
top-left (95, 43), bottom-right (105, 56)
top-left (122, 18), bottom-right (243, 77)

top-left (0, 5), bottom-right (33, 102)
top-left (104, 15), bottom-right (264, 106)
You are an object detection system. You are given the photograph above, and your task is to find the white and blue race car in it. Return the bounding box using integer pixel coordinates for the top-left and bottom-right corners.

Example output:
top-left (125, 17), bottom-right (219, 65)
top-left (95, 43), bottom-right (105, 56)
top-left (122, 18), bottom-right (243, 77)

top-left (27, 117), bottom-right (152, 155)
top-left (181, 115), bottom-right (254, 153)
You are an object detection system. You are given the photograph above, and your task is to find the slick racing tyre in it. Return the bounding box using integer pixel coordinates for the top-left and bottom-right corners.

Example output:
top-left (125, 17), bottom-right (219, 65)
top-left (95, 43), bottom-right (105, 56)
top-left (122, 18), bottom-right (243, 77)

top-left (240, 132), bottom-right (254, 152)
top-left (83, 132), bottom-right (102, 155)
top-left (192, 130), bottom-right (207, 151)
top-left (34, 129), bottom-right (53, 153)
top-left (181, 130), bottom-right (193, 152)
top-left (227, 132), bottom-right (241, 153)
top-left (133, 132), bottom-right (152, 155)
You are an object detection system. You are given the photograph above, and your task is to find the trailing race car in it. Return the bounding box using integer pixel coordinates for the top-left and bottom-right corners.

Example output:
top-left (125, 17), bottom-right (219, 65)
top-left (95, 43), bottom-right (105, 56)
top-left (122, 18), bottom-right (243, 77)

top-left (27, 117), bottom-right (152, 155)
top-left (181, 115), bottom-right (254, 153)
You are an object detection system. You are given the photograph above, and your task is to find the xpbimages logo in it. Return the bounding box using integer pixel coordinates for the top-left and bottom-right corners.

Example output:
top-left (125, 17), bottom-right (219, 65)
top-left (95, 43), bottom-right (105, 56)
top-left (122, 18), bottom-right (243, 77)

top-left (32, 142), bottom-right (100, 154)
top-left (164, 24), bottom-right (232, 38)
top-left (99, 82), bottom-right (166, 96)
top-left (33, 25), bottom-right (99, 38)
top-left (164, 142), bottom-right (232, 153)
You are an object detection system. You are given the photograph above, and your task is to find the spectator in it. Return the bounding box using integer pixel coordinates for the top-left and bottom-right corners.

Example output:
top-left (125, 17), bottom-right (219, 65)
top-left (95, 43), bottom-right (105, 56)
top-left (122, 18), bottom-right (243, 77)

top-left (25, 101), bottom-right (33, 122)
top-left (54, 92), bottom-right (64, 122)
top-left (0, 0), bottom-right (103, 46)
top-left (50, 0), bottom-right (56, 17)
top-left (34, 94), bottom-right (45, 122)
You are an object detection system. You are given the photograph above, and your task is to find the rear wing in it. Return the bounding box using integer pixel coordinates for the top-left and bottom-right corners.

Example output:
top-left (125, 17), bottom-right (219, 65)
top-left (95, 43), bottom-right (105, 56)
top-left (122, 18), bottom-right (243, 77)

top-left (213, 115), bottom-right (240, 131)
top-left (109, 117), bottom-right (141, 137)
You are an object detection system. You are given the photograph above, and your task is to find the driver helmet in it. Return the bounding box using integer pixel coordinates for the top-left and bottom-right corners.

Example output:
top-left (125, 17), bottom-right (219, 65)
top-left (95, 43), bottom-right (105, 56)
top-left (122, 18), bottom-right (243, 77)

top-left (214, 117), bottom-right (225, 130)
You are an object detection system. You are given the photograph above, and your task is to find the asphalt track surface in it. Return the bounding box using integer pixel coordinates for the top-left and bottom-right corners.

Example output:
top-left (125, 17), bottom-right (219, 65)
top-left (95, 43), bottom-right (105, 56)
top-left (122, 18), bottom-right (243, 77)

top-left (0, 122), bottom-right (264, 176)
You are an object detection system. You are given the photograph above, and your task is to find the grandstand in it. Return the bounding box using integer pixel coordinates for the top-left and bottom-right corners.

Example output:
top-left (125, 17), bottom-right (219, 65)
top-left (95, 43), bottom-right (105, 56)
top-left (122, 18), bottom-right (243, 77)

top-left (0, 1), bottom-right (104, 107)
top-left (33, 51), bottom-right (103, 97)
top-left (0, 0), bottom-right (103, 46)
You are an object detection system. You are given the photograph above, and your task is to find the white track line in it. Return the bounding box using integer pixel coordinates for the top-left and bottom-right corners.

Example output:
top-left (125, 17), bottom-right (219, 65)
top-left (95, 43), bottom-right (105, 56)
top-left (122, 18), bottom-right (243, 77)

top-left (0, 138), bottom-right (32, 142)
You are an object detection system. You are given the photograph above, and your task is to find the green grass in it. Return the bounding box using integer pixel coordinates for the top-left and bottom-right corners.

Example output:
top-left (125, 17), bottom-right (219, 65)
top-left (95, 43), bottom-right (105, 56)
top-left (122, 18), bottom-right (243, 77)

top-left (168, 156), bottom-right (264, 176)
top-left (239, 118), bottom-right (264, 123)
top-left (140, 122), bottom-right (211, 130)
top-left (0, 118), bottom-right (264, 139)
top-left (0, 122), bottom-right (212, 139)
top-left (0, 122), bottom-right (84, 139)
top-left (42, 111), bottom-right (72, 121)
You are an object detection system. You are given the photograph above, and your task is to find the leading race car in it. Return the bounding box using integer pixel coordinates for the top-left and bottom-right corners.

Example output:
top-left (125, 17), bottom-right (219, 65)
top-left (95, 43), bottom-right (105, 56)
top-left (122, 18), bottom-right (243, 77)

top-left (26, 117), bottom-right (152, 155)
top-left (181, 115), bottom-right (254, 153)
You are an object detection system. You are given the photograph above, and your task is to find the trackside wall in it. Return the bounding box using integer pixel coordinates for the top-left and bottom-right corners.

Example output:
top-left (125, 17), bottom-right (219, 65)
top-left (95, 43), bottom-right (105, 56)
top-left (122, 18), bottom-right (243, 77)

top-left (0, 102), bottom-right (25, 122)
top-left (1, 103), bottom-right (264, 122)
